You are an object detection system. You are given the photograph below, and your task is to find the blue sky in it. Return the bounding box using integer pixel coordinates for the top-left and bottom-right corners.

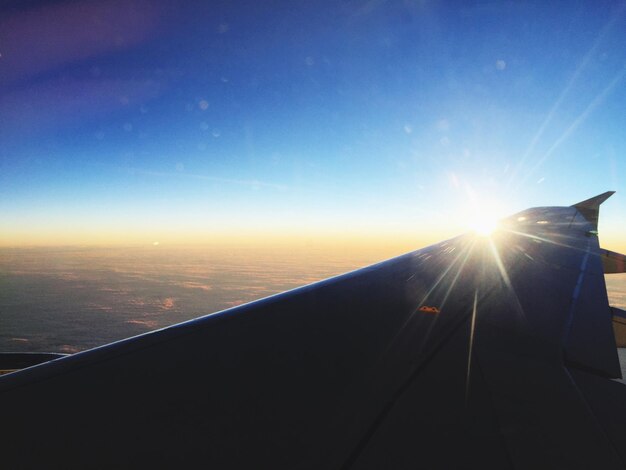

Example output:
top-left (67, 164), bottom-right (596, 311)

top-left (1, 0), bottom-right (625, 248)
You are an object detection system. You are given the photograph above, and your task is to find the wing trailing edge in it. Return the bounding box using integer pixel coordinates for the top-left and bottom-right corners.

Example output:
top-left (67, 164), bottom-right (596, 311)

top-left (600, 248), bottom-right (626, 274)
top-left (611, 307), bottom-right (626, 348)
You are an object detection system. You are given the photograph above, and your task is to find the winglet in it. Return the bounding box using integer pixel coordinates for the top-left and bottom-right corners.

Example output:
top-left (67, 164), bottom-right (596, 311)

top-left (571, 191), bottom-right (615, 230)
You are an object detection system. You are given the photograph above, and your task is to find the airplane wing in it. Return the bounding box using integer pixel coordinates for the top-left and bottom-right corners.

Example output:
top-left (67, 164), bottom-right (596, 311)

top-left (1, 193), bottom-right (625, 469)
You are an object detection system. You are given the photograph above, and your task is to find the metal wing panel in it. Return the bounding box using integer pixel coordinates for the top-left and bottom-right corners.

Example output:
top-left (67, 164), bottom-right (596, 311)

top-left (335, 204), bottom-right (625, 469)
top-left (0, 236), bottom-right (487, 469)
top-left (498, 206), bottom-right (621, 378)
top-left (569, 368), bottom-right (626, 464)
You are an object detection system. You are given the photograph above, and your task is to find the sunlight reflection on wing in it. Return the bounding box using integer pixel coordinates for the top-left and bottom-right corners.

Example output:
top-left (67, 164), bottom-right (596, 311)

top-left (488, 237), bottom-right (528, 322)
top-left (503, 228), bottom-right (588, 254)
top-left (372, 239), bottom-right (476, 366)
top-left (405, 240), bottom-right (476, 361)
top-left (466, 289), bottom-right (478, 406)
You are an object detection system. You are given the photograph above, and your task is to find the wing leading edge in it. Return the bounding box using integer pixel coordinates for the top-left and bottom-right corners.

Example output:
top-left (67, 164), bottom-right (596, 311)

top-left (0, 193), bottom-right (625, 469)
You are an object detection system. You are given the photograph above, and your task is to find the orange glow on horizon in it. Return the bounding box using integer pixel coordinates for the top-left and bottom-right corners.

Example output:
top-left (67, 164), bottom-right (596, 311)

top-left (2, 215), bottom-right (624, 255)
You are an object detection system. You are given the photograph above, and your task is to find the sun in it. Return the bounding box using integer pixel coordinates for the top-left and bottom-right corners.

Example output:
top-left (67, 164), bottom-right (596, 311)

top-left (463, 198), bottom-right (504, 237)
top-left (470, 215), bottom-right (499, 236)
top-left (451, 181), bottom-right (510, 238)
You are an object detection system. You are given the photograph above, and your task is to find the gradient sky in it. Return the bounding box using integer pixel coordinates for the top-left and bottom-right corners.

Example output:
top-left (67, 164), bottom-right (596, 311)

top-left (1, 0), bottom-right (625, 250)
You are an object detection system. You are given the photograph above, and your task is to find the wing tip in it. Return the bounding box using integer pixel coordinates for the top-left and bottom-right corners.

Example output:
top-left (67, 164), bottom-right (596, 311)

top-left (572, 191), bottom-right (616, 210)
top-left (571, 191), bottom-right (615, 230)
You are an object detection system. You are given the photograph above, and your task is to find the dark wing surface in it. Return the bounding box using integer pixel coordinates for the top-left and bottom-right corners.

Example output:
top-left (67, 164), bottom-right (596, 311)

top-left (1, 193), bottom-right (625, 469)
